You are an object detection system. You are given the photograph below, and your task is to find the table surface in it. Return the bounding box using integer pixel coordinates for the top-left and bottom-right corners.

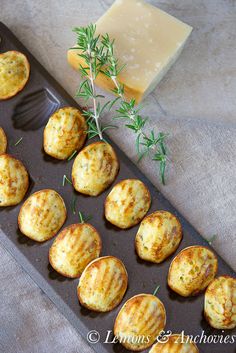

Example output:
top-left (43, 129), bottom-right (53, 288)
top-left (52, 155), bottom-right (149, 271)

top-left (1, 0), bottom-right (236, 352)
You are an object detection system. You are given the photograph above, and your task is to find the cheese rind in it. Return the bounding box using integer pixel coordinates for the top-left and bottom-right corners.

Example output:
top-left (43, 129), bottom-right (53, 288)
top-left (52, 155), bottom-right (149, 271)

top-left (68, 0), bottom-right (192, 102)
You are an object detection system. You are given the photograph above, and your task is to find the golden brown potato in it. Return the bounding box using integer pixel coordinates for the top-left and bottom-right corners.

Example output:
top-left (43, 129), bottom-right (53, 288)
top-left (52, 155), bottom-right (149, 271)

top-left (168, 246), bottom-right (218, 297)
top-left (204, 275), bottom-right (236, 329)
top-left (105, 179), bottom-right (151, 229)
top-left (49, 223), bottom-right (101, 278)
top-left (78, 256), bottom-right (127, 312)
top-left (18, 189), bottom-right (66, 242)
top-left (0, 154), bottom-right (29, 206)
top-left (0, 51), bottom-right (30, 100)
top-left (0, 127), bottom-right (7, 154)
top-left (149, 334), bottom-right (199, 353)
top-left (114, 294), bottom-right (166, 351)
top-left (135, 211), bottom-right (182, 263)
top-left (72, 141), bottom-right (119, 196)
top-left (43, 107), bottom-right (87, 160)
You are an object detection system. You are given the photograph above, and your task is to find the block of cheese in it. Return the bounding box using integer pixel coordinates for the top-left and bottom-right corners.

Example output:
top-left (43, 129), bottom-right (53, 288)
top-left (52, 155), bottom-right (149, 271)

top-left (68, 0), bottom-right (192, 103)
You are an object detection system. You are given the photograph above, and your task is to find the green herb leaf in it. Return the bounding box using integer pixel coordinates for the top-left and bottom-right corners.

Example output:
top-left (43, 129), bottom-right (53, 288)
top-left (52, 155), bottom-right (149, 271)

top-left (67, 150), bottom-right (77, 161)
top-left (135, 133), bottom-right (141, 154)
top-left (14, 137), bottom-right (23, 146)
top-left (71, 195), bottom-right (77, 215)
top-left (137, 149), bottom-right (149, 163)
top-left (153, 284), bottom-right (160, 296)
top-left (160, 160), bottom-right (166, 185)
top-left (62, 174), bottom-right (72, 186)
top-left (78, 211), bottom-right (93, 224)
top-left (101, 124), bottom-right (118, 132)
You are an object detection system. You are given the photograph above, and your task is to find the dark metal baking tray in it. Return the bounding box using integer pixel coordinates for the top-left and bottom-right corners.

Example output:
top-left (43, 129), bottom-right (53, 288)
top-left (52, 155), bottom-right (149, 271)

top-left (0, 22), bottom-right (235, 353)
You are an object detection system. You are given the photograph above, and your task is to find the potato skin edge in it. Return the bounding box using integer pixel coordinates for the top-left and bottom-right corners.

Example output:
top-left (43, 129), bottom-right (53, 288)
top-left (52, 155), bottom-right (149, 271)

top-left (72, 141), bottom-right (120, 196)
top-left (0, 50), bottom-right (30, 100)
top-left (150, 334), bottom-right (199, 353)
top-left (204, 275), bottom-right (236, 329)
top-left (0, 127), bottom-right (7, 154)
top-left (104, 178), bottom-right (151, 229)
top-left (0, 153), bottom-right (29, 207)
top-left (167, 245), bottom-right (218, 297)
top-left (49, 223), bottom-right (102, 278)
top-left (43, 106), bottom-right (87, 160)
top-left (135, 210), bottom-right (183, 264)
top-left (18, 189), bottom-right (67, 242)
top-left (77, 255), bottom-right (128, 312)
top-left (113, 293), bottom-right (166, 351)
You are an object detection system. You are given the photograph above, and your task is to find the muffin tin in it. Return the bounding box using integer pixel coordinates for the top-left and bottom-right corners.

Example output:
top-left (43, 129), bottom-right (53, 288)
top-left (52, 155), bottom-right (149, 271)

top-left (0, 22), bottom-right (235, 353)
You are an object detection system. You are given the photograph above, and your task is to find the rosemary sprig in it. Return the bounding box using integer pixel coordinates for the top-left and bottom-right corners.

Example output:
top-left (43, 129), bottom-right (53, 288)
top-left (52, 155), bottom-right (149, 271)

top-left (72, 25), bottom-right (117, 140)
top-left (72, 25), bottom-right (169, 184)
top-left (78, 211), bottom-right (93, 224)
top-left (101, 34), bottom-right (168, 185)
top-left (62, 174), bottom-right (72, 186)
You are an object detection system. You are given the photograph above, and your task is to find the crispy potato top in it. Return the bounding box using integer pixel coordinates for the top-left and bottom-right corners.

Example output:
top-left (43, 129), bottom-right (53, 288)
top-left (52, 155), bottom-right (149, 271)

top-left (114, 294), bottom-right (166, 351)
top-left (0, 127), bottom-right (7, 154)
top-left (72, 141), bottom-right (119, 196)
top-left (105, 179), bottom-right (151, 229)
top-left (149, 334), bottom-right (199, 353)
top-left (43, 107), bottom-right (87, 160)
top-left (168, 246), bottom-right (218, 297)
top-left (78, 256), bottom-right (128, 312)
top-left (18, 189), bottom-right (66, 242)
top-left (0, 51), bottom-right (30, 100)
top-left (204, 275), bottom-right (236, 329)
top-left (135, 210), bottom-right (182, 263)
top-left (0, 154), bottom-right (29, 206)
top-left (49, 223), bottom-right (101, 278)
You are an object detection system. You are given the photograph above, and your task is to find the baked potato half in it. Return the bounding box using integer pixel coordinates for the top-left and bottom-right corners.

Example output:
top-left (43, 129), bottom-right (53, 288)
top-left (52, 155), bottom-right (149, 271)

top-left (204, 275), bottom-right (236, 329)
top-left (18, 189), bottom-right (66, 242)
top-left (0, 51), bottom-right (30, 100)
top-left (72, 141), bottom-right (119, 196)
top-left (105, 179), bottom-right (151, 229)
top-left (168, 246), bottom-right (218, 297)
top-left (149, 334), bottom-right (199, 353)
top-left (78, 256), bottom-right (128, 312)
top-left (0, 154), bottom-right (29, 206)
top-left (43, 107), bottom-right (87, 160)
top-left (0, 127), bottom-right (7, 154)
top-left (135, 210), bottom-right (182, 263)
top-left (49, 223), bottom-right (101, 278)
top-left (114, 293), bottom-right (166, 351)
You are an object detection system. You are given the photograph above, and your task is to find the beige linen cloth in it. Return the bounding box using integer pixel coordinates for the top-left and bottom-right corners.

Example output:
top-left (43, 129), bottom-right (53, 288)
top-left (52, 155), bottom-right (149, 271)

top-left (1, 0), bottom-right (235, 352)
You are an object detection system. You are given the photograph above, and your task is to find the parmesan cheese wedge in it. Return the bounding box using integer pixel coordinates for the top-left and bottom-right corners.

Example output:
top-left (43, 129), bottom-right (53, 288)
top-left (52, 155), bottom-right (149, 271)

top-left (68, 0), bottom-right (192, 103)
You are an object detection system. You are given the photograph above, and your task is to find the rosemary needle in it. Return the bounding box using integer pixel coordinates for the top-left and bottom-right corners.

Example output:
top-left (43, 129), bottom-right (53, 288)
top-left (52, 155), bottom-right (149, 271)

top-left (68, 150), bottom-right (77, 161)
top-left (153, 284), bottom-right (160, 296)
top-left (71, 195), bottom-right (77, 215)
top-left (14, 137), bottom-right (23, 146)
top-left (62, 174), bottom-right (72, 186)
top-left (78, 211), bottom-right (84, 223)
top-left (78, 211), bottom-right (93, 224)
